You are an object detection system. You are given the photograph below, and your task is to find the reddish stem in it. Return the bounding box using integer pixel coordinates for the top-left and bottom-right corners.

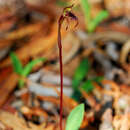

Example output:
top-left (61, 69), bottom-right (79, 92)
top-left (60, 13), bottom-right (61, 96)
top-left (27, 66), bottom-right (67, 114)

top-left (58, 16), bottom-right (64, 130)
top-left (58, 6), bottom-right (78, 130)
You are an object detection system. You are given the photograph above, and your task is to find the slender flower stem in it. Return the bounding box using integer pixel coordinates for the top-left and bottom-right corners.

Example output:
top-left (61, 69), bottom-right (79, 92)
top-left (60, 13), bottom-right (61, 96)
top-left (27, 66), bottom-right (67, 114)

top-left (58, 6), bottom-right (78, 130)
top-left (58, 17), bottom-right (64, 130)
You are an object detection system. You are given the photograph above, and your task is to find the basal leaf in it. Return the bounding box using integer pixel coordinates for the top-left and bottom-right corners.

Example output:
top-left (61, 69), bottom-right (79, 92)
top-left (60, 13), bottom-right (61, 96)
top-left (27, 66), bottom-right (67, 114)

top-left (80, 0), bottom-right (109, 32)
top-left (72, 58), bottom-right (90, 101)
top-left (80, 0), bottom-right (91, 24)
top-left (88, 10), bottom-right (109, 32)
top-left (22, 58), bottom-right (46, 77)
top-left (72, 79), bottom-right (80, 89)
top-left (81, 80), bottom-right (94, 93)
top-left (65, 104), bottom-right (84, 130)
top-left (18, 80), bottom-right (25, 88)
top-left (72, 58), bottom-right (90, 89)
top-left (92, 76), bottom-right (104, 84)
top-left (71, 90), bottom-right (82, 102)
top-left (10, 52), bottom-right (23, 75)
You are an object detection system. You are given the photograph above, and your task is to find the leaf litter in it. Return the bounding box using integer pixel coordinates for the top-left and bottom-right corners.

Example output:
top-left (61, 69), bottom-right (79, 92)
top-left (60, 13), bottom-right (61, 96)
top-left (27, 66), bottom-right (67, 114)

top-left (0, 0), bottom-right (129, 130)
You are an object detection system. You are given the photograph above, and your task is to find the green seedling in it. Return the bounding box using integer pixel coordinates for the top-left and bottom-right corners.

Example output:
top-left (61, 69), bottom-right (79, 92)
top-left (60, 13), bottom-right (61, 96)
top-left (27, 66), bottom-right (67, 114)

top-left (92, 76), bottom-right (104, 84)
top-left (10, 52), bottom-right (46, 88)
top-left (72, 58), bottom-right (90, 101)
top-left (80, 0), bottom-right (109, 32)
top-left (65, 104), bottom-right (85, 130)
top-left (81, 80), bottom-right (94, 93)
top-left (72, 58), bottom-right (90, 89)
top-left (72, 58), bottom-right (103, 101)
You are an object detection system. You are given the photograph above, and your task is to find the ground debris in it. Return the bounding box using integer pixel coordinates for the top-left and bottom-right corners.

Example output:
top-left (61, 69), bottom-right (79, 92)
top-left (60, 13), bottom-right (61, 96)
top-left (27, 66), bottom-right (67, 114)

top-left (0, 110), bottom-right (55, 130)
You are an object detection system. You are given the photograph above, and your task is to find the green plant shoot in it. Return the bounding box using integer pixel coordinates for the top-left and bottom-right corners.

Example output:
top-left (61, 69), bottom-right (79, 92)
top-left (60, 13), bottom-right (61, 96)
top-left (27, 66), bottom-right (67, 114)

top-left (80, 0), bottom-right (109, 32)
top-left (71, 58), bottom-right (90, 101)
top-left (81, 80), bottom-right (94, 93)
top-left (10, 52), bottom-right (46, 88)
top-left (65, 104), bottom-right (85, 130)
top-left (10, 52), bottom-right (23, 75)
top-left (92, 76), bottom-right (104, 84)
top-left (71, 58), bottom-right (104, 101)
top-left (72, 58), bottom-right (90, 89)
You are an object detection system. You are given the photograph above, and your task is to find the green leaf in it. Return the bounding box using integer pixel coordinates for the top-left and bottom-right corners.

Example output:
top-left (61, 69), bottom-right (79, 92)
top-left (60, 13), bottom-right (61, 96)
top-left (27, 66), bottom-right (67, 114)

top-left (72, 79), bottom-right (80, 89)
top-left (71, 58), bottom-right (90, 101)
top-left (10, 52), bottom-right (23, 75)
top-left (71, 90), bottom-right (82, 102)
top-left (92, 76), bottom-right (104, 84)
top-left (18, 80), bottom-right (25, 88)
top-left (17, 57), bottom-right (46, 88)
top-left (65, 104), bottom-right (85, 130)
top-left (80, 0), bottom-right (109, 32)
top-left (88, 10), bottom-right (109, 32)
top-left (72, 58), bottom-right (90, 89)
top-left (22, 58), bottom-right (46, 77)
top-left (81, 80), bottom-right (94, 93)
top-left (80, 0), bottom-right (91, 25)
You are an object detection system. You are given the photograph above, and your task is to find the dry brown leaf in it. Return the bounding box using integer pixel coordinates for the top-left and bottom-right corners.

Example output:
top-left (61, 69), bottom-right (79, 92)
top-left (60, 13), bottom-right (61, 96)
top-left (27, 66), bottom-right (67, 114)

top-left (0, 111), bottom-right (55, 130)
top-left (0, 73), bottom-right (18, 107)
top-left (0, 40), bottom-right (11, 50)
top-left (124, 0), bottom-right (130, 19)
top-left (104, 0), bottom-right (124, 17)
top-left (37, 96), bottom-right (60, 105)
top-left (0, 23), bottom-right (66, 68)
top-left (20, 106), bottom-right (48, 119)
top-left (0, 22), bottom-right (44, 50)
top-left (0, 67), bottom-right (12, 84)
top-left (0, 16), bottom-right (16, 33)
top-left (6, 22), bottom-right (44, 40)
top-left (105, 0), bottom-right (130, 18)
top-left (120, 40), bottom-right (130, 64)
